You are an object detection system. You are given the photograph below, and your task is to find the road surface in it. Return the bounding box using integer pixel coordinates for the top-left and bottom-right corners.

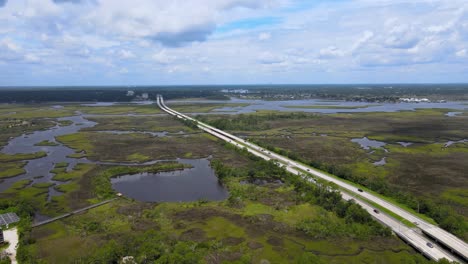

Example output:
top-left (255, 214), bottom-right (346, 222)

top-left (4, 228), bottom-right (18, 264)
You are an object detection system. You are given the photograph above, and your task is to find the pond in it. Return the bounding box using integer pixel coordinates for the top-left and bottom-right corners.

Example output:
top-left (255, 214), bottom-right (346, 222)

top-left (351, 137), bottom-right (387, 150)
top-left (111, 158), bottom-right (228, 202)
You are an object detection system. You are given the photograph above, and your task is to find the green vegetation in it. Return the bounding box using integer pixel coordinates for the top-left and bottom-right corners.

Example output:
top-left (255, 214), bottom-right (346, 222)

top-left (52, 163), bottom-right (94, 182)
top-left (200, 109), bottom-right (468, 240)
top-left (0, 152), bottom-right (46, 180)
top-left (0, 152), bottom-right (47, 162)
top-left (20, 148), bottom-right (428, 264)
top-left (0, 161), bottom-right (26, 179)
top-left (64, 104), bottom-right (162, 115)
top-left (1, 102), bottom-right (462, 262)
top-left (57, 120), bottom-right (73, 126)
top-left (127, 152), bottom-right (151, 163)
top-left (34, 140), bottom-right (59, 146)
top-left (197, 111), bottom-right (311, 131)
top-left (168, 102), bottom-right (250, 113)
top-left (83, 115), bottom-right (196, 133)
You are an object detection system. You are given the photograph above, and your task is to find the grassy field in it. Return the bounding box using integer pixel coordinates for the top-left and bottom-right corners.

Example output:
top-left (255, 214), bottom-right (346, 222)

top-left (0, 161), bottom-right (26, 179)
top-left (198, 108), bottom-right (468, 239)
top-left (0, 103), bottom-right (458, 263)
top-left (167, 102), bottom-right (250, 113)
top-left (21, 157), bottom-right (429, 264)
top-left (57, 115), bottom-right (248, 166)
top-left (64, 103), bottom-right (162, 115)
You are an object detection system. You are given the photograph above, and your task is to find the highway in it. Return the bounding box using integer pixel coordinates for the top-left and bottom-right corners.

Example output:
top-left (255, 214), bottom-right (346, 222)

top-left (157, 95), bottom-right (466, 263)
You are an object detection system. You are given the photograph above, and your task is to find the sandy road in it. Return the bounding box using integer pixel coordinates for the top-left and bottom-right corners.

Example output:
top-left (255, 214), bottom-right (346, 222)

top-left (4, 228), bottom-right (18, 264)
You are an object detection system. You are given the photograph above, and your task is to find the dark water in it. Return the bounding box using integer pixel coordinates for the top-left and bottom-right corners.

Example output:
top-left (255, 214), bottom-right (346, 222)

top-left (0, 114), bottom-right (219, 204)
top-left (0, 116), bottom-right (96, 193)
top-left (111, 158), bottom-right (228, 202)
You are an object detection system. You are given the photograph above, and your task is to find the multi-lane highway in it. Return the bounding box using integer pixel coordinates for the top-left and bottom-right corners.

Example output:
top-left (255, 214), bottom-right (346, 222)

top-left (156, 95), bottom-right (466, 263)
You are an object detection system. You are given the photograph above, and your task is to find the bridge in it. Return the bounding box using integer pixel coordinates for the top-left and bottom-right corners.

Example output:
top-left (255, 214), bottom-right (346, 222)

top-left (32, 198), bottom-right (117, 228)
top-left (157, 94), bottom-right (467, 263)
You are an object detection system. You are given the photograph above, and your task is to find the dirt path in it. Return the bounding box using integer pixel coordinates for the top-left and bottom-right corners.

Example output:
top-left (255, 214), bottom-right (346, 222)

top-left (4, 228), bottom-right (18, 264)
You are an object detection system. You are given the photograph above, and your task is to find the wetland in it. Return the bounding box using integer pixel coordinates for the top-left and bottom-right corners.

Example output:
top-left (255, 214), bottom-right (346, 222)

top-left (0, 100), bottom-right (464, 263)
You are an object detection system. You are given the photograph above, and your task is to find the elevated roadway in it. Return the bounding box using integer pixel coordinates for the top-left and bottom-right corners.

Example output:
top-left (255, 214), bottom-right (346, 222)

top-left (157, 95), bottom-right (466, 263)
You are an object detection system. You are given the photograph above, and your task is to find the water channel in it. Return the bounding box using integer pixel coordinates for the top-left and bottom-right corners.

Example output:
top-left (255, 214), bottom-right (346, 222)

top-left (0, 112), bottom-right (227, 219)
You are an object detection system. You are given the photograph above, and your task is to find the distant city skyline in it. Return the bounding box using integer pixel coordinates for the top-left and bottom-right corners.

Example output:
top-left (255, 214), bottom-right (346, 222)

top-left (0, 0), bottom-right (467, 86)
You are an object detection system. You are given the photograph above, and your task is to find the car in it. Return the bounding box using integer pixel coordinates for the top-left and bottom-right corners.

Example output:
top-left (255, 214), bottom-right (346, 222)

top-left (426, 242), bottom-right (434, 248)
top-left (413, 222), bottom-right (419, 225)
top-left (358, 188), bottom-right (363, 192)
top-left (307, 169), bottom-right (310, 172)
top-left (373, 209), bottom-right (379, 214)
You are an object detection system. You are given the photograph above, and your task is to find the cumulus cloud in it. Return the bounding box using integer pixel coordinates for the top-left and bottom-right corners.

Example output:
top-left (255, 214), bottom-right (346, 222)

top-left (456, 49), bottom-right (466, 57)
top-left (0, 0), bottom-right (467, 84)
top-left (0, 38), bottom-right (22, 61)
top-left (118, 49), bottom-right (135, 59)
top-left (80, 0), bottom-right (275, 47)
top-left (258, 32), bottom-right (271, 40)
top-left (318, 46), bottom-right (346, 59)
top-left (152, 50), bottom-right (176, 65)
top-left (258, 51), bottom-right (283, 64)
top-left (52, 0), bottom-right (82, 3)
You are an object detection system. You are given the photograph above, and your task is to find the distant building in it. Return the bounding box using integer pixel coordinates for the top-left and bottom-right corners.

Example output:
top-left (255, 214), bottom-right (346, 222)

top-left (221, 89), bottom-right (249, 94)
top-left (126, 91), bottom-right (135, 96)
top-left (141, 93), bottom-right (149, 99)
top-left (399, 97), bottom-right (430, 103)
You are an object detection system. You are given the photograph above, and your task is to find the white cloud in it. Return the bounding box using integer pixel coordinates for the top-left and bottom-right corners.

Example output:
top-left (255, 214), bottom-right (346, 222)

top-left (258, 32), bottom-right (271, 40)
top-left (319, 46), bottom-right (346, 59)
top-left (24, 53), bottom-right (40, 62)
top-left (118, 49), bottom-right (135, 59)
top-left (0, 0), bottom-right (468, 85)
top-left (257, 51), bottom-right (283, 64)
top-left (456, 49), bottom-right (466, 57)
top-left (152, 50), bottom-right (176, 65)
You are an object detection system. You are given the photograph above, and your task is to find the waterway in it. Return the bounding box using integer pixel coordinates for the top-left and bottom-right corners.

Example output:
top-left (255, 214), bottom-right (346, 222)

top-left (0, 113), bottom-right (227, 216)
top-left (168, 98), bottom-right (468, 115)
top-left (111, 158), bottom-right (228, 202)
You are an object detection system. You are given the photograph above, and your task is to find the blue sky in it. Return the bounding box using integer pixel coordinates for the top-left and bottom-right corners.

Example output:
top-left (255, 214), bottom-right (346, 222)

top-left (0, 0), bottom-right (467, 86)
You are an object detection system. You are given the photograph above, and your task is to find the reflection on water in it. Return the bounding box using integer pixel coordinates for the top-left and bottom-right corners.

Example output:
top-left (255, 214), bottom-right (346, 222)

top-left (111, 158), bottom-right (228, 202)
top-left (445, 112), bottom-right (463, 117)
top-left (444, 139), bottom-right (468, 147)
top-left (373, 157), bottom-right (387, 166)
top-left (397, 142), bottom-right (413, 147)
top-left (0, 116), bottom-right (96, 193)
top-left (351, 137), bottom-right (386, 150)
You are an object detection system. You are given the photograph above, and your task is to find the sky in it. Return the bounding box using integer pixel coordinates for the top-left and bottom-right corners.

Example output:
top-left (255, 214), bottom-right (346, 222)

top-left (0, 0), bottom-right (467, 86)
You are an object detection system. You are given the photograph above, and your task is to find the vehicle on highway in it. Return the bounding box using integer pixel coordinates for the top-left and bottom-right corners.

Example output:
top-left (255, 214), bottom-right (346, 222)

top-left (373, 209), bottom-right (379, 214)
top-left (427, 242), bottom-right (434, 248)
top-left (358, 188), bottom-right (363, 192)
top-left (307, 169), bottom-right (310, 172)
